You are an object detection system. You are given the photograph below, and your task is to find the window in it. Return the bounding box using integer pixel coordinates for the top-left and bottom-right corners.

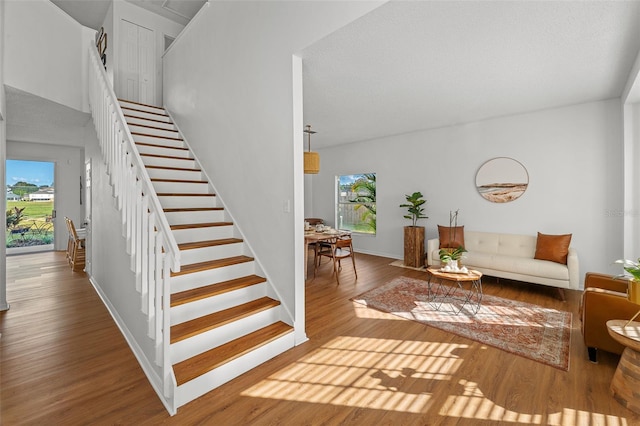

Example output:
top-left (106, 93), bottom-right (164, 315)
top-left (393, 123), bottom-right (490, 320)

top-left (336, 173), bottom-right (376, 235)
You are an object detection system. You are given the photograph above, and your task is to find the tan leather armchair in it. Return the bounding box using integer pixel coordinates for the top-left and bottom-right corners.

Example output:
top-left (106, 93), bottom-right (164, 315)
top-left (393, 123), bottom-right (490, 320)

top-left (580, 272), bottom-right (639, 362)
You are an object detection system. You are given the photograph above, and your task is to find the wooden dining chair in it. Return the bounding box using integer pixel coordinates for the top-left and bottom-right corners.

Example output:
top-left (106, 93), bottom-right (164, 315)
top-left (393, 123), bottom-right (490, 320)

top-left (66, 217), bottom-right (86, 272)
top-left (64, 217), bottom-right (73, 262)
top-left (315, 237), bottom-right (357, 285)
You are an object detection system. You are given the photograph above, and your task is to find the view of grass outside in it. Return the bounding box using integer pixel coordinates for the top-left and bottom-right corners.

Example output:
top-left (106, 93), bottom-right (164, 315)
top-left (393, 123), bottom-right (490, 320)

top-left (6, 160), bottom-right (55, 249)
top-left (6, 201), bottom-right (54, 247)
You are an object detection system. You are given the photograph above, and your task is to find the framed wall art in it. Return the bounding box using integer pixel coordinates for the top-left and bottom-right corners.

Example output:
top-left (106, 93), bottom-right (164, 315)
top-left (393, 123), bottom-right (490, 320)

top-left (475, 157), bottom-right (528, 203)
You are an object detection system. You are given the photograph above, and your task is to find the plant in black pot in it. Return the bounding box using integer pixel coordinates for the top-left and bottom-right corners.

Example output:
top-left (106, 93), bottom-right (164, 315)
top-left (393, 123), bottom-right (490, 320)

top-left (400, 192), bottom-right (428, 268)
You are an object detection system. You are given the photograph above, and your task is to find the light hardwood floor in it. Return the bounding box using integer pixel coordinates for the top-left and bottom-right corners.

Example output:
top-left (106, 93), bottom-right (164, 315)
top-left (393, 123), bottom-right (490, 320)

top-left (1, 250), bottom-right (638, 425)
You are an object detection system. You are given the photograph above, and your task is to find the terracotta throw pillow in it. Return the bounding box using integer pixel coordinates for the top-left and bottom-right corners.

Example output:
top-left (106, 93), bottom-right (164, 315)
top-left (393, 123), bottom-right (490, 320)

top-left (534, 232), bottom-right (572, 264)
top-left (438, 225), bottom-right (465, 249)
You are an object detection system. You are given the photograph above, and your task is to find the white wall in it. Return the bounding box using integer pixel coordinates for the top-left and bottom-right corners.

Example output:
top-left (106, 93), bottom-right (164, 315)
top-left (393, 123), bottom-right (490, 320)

top-left (4, 0), bottom-right (92, 113)
top-left (6, 141), bottom-right (85, 251)
top-left (310, 99), bottom-right (624, 286)
top-left (111, 1), bottom-right (185, 106)
top-left (84, 133), bottom-right (160, 376)
top-left (162, 1), bottom-right (384, 335)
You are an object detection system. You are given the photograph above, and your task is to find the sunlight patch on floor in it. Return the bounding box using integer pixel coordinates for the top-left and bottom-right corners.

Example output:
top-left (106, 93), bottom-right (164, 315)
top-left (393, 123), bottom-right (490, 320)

top-left (351, 303), bottom-right (406, 319)
top-left (442, 380), bottom-right (628, 425)
top-left (548, 409), bottom-right (629, 426)
top-left (241, 336), bottom-right (468, 413)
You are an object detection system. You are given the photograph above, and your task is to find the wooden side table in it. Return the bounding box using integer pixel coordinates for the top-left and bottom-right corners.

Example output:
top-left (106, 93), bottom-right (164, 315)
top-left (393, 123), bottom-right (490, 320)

top-left (426, 267), bottom-right (483, 315)
top-left (606, 320), bottom-right (640, 414)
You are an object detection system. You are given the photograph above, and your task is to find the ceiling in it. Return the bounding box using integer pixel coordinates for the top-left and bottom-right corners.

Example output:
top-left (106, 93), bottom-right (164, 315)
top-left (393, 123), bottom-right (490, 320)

top-left (301, 1), bottom-right (640, 148)
top-left (50, 0), bottom-right (207, 30)
top-left (15, 1), bottom-right (640, 151)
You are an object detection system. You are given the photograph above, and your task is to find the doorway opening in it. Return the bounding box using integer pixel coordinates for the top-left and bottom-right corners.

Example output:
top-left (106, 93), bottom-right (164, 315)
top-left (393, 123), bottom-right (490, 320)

top-left (5, 159), bottom-right (55, 254)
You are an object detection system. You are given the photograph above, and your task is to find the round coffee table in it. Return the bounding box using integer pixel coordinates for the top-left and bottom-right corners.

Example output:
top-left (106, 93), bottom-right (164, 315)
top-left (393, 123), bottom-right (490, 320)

top-left (606, 320), bottom-right (640, 414)
top-left (426, 267), bottom-right (483, 315)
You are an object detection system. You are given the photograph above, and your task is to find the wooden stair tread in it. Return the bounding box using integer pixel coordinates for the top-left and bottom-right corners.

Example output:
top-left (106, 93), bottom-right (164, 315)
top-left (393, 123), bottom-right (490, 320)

top-left (146, 165), bottom-right (201, 172)
top-left (171, 296), bottom-right (279, 344)
top-left (173, 321), bottom-right (293, 386)
top-left (170, 222), bottom-right (232, 230)
top-left (171, 275), bottom-right (266, 307)
top-left (140, 153), bottom-right (194, 161)
top-left (128, 122), bottom-right (178, 133)
top-left (132, 132), bottom-right (184, 142)
top-left (171, 255), bottom-right (253, 277)
top-left (119, 105), bottom-right (168, 117)
top-left (118, 98), bottom-right (166, 111)
top-left (124, 114), bottom-right (173, 126)
top-left (164, 207), bottom-right (223, 213)
top-left (151, 178), bottom-right (208, 184)
top-left (135, 141), bottom-right (188, 150)
top-left (158, 193), bottom-right (216, 197)
top-left (178, 238), bottom-right (243, 251)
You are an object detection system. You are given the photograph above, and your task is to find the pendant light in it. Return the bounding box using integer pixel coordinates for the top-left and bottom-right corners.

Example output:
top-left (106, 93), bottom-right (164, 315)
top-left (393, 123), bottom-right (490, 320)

top-left (303, 124), bottom-right (320, 174)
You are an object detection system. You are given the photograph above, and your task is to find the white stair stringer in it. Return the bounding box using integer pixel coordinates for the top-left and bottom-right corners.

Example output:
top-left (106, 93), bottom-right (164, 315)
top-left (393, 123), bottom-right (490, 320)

top-left (117, 99), bottom-right (294, 413)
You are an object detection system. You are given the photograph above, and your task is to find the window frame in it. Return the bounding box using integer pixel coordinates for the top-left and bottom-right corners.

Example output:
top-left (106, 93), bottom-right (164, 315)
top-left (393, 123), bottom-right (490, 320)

top-left (335, 173), bottom-right (376, 236)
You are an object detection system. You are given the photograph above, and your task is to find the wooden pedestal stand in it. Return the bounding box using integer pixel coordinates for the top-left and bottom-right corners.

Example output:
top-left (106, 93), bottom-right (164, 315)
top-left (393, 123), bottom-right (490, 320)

top-left (404, 226), bottom-right (425, 268)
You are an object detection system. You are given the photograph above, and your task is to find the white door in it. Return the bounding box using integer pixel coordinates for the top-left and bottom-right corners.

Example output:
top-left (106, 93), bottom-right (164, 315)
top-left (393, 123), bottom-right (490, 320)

top-left (119, 20), bottom-right (155, 105)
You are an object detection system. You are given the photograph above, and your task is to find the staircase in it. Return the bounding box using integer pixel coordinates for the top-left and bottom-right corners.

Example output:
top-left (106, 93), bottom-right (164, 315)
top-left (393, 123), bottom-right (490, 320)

top-left (117, 99), bottom-right (295, 410)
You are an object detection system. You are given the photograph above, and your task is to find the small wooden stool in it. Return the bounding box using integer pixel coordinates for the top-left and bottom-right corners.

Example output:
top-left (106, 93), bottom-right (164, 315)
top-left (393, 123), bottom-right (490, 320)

top-left (606, 320), bottom-right (640, 414)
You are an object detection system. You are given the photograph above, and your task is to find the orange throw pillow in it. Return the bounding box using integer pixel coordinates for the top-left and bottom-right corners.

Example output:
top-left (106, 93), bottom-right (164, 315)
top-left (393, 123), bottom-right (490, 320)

top-left (534, 232), bottom-right (572, 264)
top-left (438, 225), bottom-right (465, 249)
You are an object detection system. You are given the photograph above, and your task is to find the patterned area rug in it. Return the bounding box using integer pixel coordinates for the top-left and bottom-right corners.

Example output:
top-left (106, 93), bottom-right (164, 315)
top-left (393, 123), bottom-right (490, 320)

top-left (352, 276), bottom-right (571, 371)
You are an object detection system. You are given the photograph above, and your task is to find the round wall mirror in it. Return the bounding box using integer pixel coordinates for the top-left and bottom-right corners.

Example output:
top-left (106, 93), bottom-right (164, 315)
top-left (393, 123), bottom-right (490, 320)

top-left (475, 157), bottom-right (528, 203)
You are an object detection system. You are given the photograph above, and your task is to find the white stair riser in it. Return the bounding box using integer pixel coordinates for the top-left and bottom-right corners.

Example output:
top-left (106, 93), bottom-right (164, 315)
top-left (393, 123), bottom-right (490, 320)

top-left (134, 134), bottom-right (185, 148)
top-left (119, 100), bottom-right (165, 114)
top-left (120, 107), bottom-right (172, 123)
top-left (152, 181), bottom-right (210, 194)
top-left (172, 225), bottom-right (233, 244)
top-left (171, 262), bottom-right (255, 293)
top-left (179, 242), bottom-right (245, 265)
top-left (165, 210), bottom-right (225, 225)
top-left (170, 282), bottom-right (267, 325)
top-left (159, 195), bottom-right (217, 209)
top-left (124, 115), bottom-right (176, 131)
top-left (137, 144), bottom-right (191, 158)
top-left (147, 168), bottom-right (203, 181)
top-left (174, 332), bottom-right (295, 409)
top-left (129, 125), bottom-right (180, 140)
top-left (171, 307), bottom-right (282, 364)
top-left (142, 156), bottom-right (197, 169)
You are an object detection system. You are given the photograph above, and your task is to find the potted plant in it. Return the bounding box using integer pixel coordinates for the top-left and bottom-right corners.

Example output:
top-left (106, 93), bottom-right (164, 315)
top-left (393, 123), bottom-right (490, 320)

top-left (439, 210), bottom-right (467, 270)
top-left (399, 192), bottom-right (428, 268)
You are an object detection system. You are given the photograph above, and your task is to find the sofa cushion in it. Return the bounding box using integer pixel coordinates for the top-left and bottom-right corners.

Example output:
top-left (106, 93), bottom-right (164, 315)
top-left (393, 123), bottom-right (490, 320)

top-left (534, 232), bottom-right (572, 264)
top-left (465, 252), bottom-right (569, 281)
top-left (438, 225), bottom-right (465, 249)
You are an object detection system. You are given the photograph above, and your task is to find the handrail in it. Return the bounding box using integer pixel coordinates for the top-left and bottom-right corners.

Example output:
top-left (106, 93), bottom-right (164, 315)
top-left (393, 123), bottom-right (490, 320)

top-left (87, 46), bottom-right (180, 272)
top-left (87, 43), bottom-right (179, 412)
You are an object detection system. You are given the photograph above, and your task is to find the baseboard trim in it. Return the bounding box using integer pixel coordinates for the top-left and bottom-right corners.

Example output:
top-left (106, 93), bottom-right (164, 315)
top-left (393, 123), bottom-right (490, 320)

top-left (88, 275), bottom-right (176, 415)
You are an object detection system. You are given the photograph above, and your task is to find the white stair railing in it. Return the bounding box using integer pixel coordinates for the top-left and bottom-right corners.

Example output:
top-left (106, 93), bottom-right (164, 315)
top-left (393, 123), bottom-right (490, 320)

top-left (87, 45), bottom-right (179, 400)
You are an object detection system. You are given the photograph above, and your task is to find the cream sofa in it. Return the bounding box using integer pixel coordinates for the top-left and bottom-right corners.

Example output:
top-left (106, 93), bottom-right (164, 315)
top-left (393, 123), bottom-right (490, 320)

top-left (427, 230), bottom-right (579, 292)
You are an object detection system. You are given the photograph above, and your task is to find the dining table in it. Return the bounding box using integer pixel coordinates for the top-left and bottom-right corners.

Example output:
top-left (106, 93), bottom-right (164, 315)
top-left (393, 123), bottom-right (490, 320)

top-left (304, 229), bottom-right (350, 279)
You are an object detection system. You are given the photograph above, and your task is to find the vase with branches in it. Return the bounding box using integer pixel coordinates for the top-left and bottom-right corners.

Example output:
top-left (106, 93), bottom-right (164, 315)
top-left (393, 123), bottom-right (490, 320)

top-left (439, 209), bottom-right (467, 269)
